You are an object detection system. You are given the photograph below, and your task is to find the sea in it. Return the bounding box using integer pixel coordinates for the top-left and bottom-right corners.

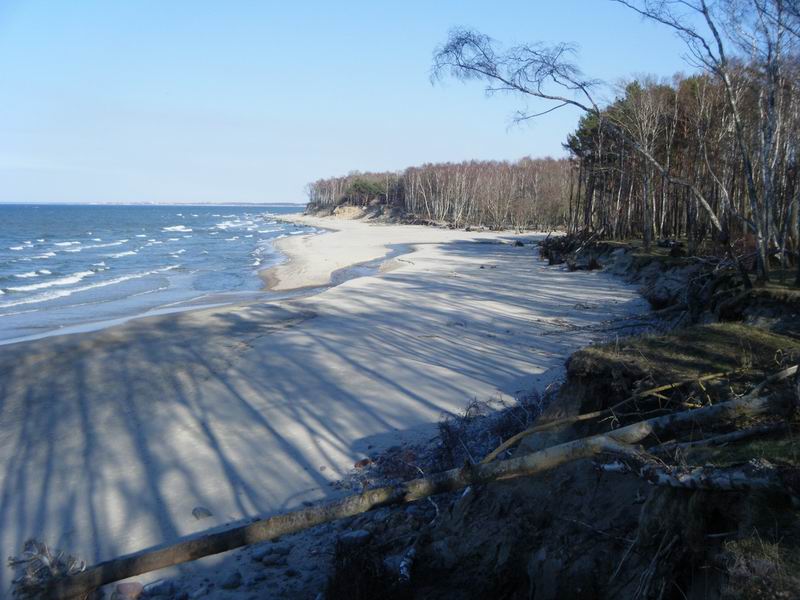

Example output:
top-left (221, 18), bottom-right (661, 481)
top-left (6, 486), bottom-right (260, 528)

top-left (0, 204), bottom-right (315, 345)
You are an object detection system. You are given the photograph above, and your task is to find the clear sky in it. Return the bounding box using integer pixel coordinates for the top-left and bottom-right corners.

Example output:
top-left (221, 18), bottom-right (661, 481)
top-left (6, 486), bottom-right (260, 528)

top-left (0, 1), bottom-right (696, 204)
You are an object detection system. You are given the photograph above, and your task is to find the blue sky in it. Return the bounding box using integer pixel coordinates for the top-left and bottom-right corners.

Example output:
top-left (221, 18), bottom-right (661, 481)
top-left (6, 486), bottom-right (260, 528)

top-left (0, 1), bottom-right (695, 204)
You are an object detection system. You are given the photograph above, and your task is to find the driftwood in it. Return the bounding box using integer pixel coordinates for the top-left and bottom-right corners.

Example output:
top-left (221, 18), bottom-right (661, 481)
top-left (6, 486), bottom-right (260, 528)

top-left (481, 369), bottom-right (743, 463)
top-left (42, 386), bottom-right (796, 600)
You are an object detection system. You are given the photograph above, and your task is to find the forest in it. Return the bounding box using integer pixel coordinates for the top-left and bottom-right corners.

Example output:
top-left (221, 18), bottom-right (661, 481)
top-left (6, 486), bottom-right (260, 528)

top-left (305, 157), bottom-right (570, 231)
top-left (307, 0), bottom-right (800, 284)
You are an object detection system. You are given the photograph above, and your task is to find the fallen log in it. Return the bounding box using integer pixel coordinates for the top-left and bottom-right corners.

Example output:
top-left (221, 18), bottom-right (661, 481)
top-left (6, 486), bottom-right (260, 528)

top-left (481, 368), bottom-right (746, 463)
top-left (42, 387), bottom-right (795, 600)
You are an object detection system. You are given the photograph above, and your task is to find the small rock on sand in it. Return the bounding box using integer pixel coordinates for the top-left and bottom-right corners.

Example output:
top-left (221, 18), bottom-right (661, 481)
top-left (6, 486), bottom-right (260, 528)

top-left (191, 506), bottom-right (213, 520)
top-left (338, 529), bottom-right (371, 546)
top-left (261, 553), bottom-right (289, 567)
top-left (112, 582), bottom-right (143, 600)
top-left (221, 571), bottom-right (242, 590)
top-left (142, 579), bottom-right (175, 597)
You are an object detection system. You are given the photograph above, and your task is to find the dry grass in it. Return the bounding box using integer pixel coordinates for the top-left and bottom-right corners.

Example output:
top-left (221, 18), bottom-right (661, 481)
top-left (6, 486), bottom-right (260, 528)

top-left (572, 323), bottom-right (800, 388)
top-left (722, 536), bottom-right (800, 599)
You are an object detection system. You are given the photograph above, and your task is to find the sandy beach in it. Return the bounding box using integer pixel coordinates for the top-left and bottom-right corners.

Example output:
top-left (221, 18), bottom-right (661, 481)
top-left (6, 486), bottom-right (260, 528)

top-left (0, 215), bottom-right (648, 592)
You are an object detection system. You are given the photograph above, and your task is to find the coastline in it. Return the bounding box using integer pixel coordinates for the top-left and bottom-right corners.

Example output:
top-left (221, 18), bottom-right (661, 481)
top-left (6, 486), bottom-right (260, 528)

top-left (0, 214), bottom-right (649, 592)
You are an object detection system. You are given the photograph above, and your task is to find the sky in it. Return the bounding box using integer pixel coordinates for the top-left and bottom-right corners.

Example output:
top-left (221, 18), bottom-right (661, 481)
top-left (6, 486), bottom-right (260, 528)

top-left (0, 1), bottom-right (698, 204)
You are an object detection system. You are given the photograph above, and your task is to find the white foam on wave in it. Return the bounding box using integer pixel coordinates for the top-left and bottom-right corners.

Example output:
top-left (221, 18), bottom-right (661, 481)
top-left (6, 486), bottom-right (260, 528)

top-left (5, 270), bottom-right (94, 293)
top-left (33, 252), bottom-right (56, 259)
top-left (0, 265), bottom-right (179, 309)
top-left (135, 234), bottom-right (147, 238)
top-left (83, 240), bottom-right (126, 249)
top-left (215, 218), bottom-right (255, 231)
top-left (162, 225), bottom-right (192, 233)
top-left (39, 269), bottom-right (52, 275)
top-left (107, 250), bottom-right (137, 258)
top-left (15, 271), bottom-right (39, 279)
top-left (54, 241), bottom-right (80, 247)
top-left (171, 249), bottom-right (186, 255)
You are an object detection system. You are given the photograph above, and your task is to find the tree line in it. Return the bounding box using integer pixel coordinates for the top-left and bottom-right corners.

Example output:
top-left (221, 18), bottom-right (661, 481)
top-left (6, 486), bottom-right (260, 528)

top-left (305, 157), bottom-right (571, 230)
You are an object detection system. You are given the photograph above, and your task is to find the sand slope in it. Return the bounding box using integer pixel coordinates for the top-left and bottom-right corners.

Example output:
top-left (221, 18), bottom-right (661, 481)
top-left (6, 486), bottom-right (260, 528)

top-left (0, 217), bottom-right (648, 592)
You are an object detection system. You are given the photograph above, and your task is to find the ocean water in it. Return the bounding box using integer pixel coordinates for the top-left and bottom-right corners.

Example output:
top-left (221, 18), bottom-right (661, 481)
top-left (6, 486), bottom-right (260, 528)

top-left (0, 204), bottom-right (313, 344)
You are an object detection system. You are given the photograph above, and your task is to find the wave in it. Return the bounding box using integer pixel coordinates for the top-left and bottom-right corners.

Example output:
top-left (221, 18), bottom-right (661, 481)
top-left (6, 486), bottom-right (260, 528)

top-left (0, 266), bottom-right (179, 309)
top-left (9, 246), bottom-right (24, 251)
top-left (5, 270), bottom-right (94, 293)
top-left (215, 218), bottom-right (255, 231)
top-left (107, 250), bottom-right (137, 258)
top-left (54, 241), bottom-right (80, 247)
top-left (15, 271), bottom-right (39, 279)
top-left (32, 252), bottom-right (56, 259)
top-left (162, 225), bottom-right (192, 232)
top-left (83, 240), bottom-right (126, 249)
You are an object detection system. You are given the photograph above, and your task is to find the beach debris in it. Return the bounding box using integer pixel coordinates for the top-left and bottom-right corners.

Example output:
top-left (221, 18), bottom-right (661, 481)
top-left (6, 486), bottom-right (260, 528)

top-left (8, 539), bottom-right (86, 600)
top-left (398, 546), bottom-right (416, 582)
top-left (111, 582), bottom-right (143, 600)
top-left (191, 506), bottom-right (213, 520)
top-left (261, 554), bottom-right (288, 567)
top-left (220, 571), bottom-right (242, 589)
top-left (353, 457), bottom-right (372, 469)
top-left (338, 530), bottom-right (371, 547)
top-left (142, 578), bottom-right (174, 597)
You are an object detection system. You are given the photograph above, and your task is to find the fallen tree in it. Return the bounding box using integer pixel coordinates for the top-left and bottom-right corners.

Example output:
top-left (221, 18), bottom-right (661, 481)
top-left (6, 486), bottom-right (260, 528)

top-left (482, 365), bottom-right (798, 464)
top-left (27, 368), bottom-right (799, 600)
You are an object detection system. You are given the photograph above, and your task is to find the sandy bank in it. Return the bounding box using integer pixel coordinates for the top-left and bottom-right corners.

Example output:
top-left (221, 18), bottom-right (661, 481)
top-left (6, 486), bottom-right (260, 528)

top-left (0, 216), bottom-right (648, 593)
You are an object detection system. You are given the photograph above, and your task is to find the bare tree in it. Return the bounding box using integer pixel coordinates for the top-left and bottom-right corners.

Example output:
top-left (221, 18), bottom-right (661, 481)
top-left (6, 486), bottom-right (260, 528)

top-left (431, 28), bottom-right (724, 238)
top-left (613, 0), bottom-right (799, 280)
